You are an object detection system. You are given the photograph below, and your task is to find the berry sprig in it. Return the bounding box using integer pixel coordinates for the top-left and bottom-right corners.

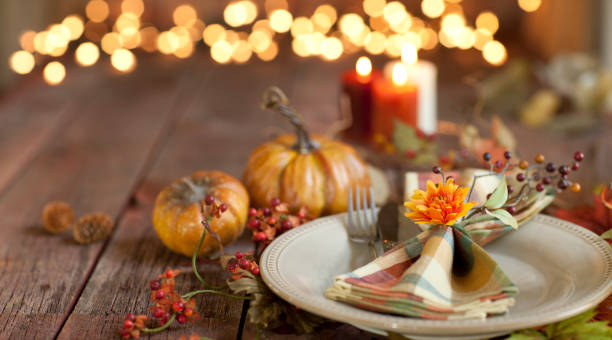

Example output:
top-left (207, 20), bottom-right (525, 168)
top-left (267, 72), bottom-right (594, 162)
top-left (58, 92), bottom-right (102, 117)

top-left (226, 251), bottom-right (260, 278)
top-left (247, 198), bottom-right (311, 252)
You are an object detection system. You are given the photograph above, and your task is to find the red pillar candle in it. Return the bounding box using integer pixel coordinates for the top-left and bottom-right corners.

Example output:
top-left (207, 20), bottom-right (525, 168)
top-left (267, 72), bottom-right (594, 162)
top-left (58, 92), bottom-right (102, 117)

top-left (372, 62), bottom-right (418, 139)
top-left (340, 56), bottom-right (381, 142)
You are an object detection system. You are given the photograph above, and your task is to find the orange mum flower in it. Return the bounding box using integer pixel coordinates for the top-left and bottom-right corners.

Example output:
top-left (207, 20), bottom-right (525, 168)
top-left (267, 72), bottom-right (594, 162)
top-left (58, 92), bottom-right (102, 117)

top-left (404, 178), bottom-right (477, 226)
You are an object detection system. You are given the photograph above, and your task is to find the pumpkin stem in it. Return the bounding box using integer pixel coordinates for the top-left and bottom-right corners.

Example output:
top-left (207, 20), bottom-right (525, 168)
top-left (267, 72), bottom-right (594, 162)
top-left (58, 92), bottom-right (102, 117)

top-left (262, 86), bottom-right (319, 154)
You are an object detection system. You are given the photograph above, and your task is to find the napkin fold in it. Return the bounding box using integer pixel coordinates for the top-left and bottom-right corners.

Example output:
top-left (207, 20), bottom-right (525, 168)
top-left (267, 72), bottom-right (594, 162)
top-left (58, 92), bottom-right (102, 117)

top-left (326, 173), bottom-right (554, 320)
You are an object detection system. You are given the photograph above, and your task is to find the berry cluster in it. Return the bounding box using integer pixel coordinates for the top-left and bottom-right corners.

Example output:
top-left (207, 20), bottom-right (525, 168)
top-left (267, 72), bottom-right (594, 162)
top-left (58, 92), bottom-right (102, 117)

top-left (119, 314), bottom-right (148, 339)
top-left (148, 269), bottom-right (199, 327)
top-left (202, 194), bottom-right (228, 219)
top-left (247, 198), bottom-right (311, 250)
top-left (226, 251), bottom-right (260, 278)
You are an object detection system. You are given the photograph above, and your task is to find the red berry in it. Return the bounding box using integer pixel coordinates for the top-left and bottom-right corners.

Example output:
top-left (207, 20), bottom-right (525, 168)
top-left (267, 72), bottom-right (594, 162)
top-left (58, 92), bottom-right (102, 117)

top-left (235, 251), bottom-right (243, 259)
top-left (251, 267), bottom-right (260, 275)
top-left (558, 165), bottom-right (569, 175)
top-left (184, 308), bottom-right (193, 317)
top-left (126, 313), bottom-right (136, 322)
top-left (227, 259), bottom-right (238, 272)
top-left (494, 160), bottom-right (503, 169)
top-left (439, 156), bottom-right (449, 164)
top-left (574, 151), bottom-right (584, 162)
top-left (165, 269), bottom-right (174, 278)
top-left (405, 150), bottom-right (416, 158)
top-left (155, 289), bottom-right (166, 300)
top-left (172, 301), bottom-right (185, 313)
top-left (177, 314), bottom-right (187, 324)
top-left (507, 206), bottom-right (517, 214)
top-left (571, 162), bottom-right (580, 171)
top-left (204, 194), bottom-right (215, 205)
top-left (248, 218), bottom-right (260, 229)
top-left (504, 151), bottom-right (512, 160)
top-left (152, 307), bottom-right (165, 318)
top-left (267, 217), bottom-right (276, 225)
top-left (248, 208), bottom-right (257, 216)
top-left (416, 129), bottom-right (425, 138)
top-left (432, 166), bottom-right (441, 174)
top-left (483, 152), bottom-right (492, 161)
top-left (263, 207), bottom-right (271, 216)
top-left (558, 180), bottom-right (569, 190)
top-left (542, 177), bottom-right (551, 185)
top-left (120, 330), bottom-right (130, 337)
top-left (270, 198), bottom-right (281, 206)
top-left (150, 279), bottom-right (161, 291)
top-left (536, 183), bottom-right (544, 192)
top-left (239, 258), bottom-right (250, 270)
top-left (545, 163), bottom-right (556, 173)
top-left (516, 173), bottom-right (526, 182)
top-left (256, 232), bottom-right (267, 242)
top-left (282, 220), bottom-right (292, 230)
top-left (507, 185), bottom-right (514, 194)
top-left (123, 319), bottom-right (134, 329)
top-left (297, 211), bottom-right (306, 219)
top-left (219, 203), bottom-right (228, 212)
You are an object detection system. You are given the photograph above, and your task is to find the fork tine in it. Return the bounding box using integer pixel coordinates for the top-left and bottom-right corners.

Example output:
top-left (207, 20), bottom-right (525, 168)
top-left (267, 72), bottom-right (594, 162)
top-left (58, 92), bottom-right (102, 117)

top-left (361, 187), bottom-right (371, 230)
top-left (369, 187), bottom-right (377, 225)
top-left (347, 187), bottom-right (354, 230)
top-left (355, 186), bottom-right (365, 232)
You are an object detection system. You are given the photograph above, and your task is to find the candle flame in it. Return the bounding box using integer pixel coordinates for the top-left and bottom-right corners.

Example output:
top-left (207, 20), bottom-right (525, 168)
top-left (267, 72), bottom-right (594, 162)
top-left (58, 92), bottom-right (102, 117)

top-left (391, 62), bottom-right (408, 86)
top-left (401, 43), bottom-right (418, 65)
top-left (355, 56), bottom-right (372, 76)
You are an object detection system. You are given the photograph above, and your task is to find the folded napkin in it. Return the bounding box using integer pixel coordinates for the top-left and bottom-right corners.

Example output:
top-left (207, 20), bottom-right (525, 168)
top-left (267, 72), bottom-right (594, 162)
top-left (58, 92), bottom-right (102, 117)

top-left (326, 172), bottom-right (554, 320)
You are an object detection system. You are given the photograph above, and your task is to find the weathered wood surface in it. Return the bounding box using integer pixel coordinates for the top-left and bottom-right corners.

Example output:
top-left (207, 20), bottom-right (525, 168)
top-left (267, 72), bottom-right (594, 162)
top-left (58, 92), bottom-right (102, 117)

top-left (0, 51), bottom-right (610, 340)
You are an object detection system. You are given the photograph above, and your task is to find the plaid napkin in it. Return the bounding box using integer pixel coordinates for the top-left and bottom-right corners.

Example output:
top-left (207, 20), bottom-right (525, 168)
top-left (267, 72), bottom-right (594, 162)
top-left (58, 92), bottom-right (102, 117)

top-left (325, 172), bottom-right (554, 320)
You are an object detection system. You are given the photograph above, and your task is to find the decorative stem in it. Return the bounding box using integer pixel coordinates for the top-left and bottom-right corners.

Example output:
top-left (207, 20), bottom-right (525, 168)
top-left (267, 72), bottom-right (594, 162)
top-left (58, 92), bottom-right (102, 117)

top-left (141, 314), bottom-right (176, 333)
top-left (261, 86), bottom-right (319, 154)
top-left (192, 215), bottom-right (225, 290)
top-left (182, 289), bottom-right (254, 301)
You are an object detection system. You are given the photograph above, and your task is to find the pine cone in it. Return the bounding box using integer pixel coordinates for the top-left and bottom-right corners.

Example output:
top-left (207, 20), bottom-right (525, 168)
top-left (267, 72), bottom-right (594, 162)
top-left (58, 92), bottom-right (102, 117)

top-left (73, 213), bottom-right (114, 244)
top-left (42, 201), bottom-right (74, 234)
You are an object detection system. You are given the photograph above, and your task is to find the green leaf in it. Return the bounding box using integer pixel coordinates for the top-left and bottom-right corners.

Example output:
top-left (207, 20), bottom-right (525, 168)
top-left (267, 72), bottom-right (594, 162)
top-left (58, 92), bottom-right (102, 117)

top-left (485, 176), bottom-right (508, 209)
top-left (485, 208), bottom-right (518, 229)
top-left (544, 308), bottom-right (612, 340)
top-left (505, 329), bottom-right (546, 340)
top-left (600, 229), bottom-right (612, 240)
top-left (392, 119), bottom-right (420, 153)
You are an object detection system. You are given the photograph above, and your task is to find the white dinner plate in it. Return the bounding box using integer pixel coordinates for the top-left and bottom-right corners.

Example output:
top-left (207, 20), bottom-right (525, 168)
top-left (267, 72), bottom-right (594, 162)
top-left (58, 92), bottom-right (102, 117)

top-left (260, 213), bottom-right (612, 339)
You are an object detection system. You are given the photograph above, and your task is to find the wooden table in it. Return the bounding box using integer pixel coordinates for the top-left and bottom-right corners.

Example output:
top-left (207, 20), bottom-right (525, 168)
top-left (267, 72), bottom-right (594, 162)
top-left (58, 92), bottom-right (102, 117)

top-left (0, 52), bottom-right (609, 339)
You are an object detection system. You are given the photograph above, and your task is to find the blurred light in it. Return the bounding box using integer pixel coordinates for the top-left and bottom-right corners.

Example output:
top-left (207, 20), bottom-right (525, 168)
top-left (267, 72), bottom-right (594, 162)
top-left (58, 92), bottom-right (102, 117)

top-left (269, 9), bottom-right (293, 33)
top-left (383, 2), bottom-right (407, 26)
top-left (391, 62), bottom-right (408, 86)
top-left (473, 28), bottom-right (492, 50)
top-left (173, 4), bottom-right (197, 26)
top-left (211, 40), bottom-right (233, 63)
top-left (292, 35), bottom-right (311, 57)
top-left (19, 31), bottom-right (37, 52)
top-left (420, 27), bottom-right (438, 50)
top-left (311, 13), bottom-right (332, 33)
top-left (186, 19), bottom-right (205, 41)
top-left (401, 43), bottom-right (417, 64)
top-left (390, 16), bottom-right (412, 34)
top-left (455, 27), bottom-right (475, 49)
top-left (349, 26), bottom-right (370, 46)
top-left (101, 32), bottom-right (122, 54)
top-left (355, 56), bottom-right (372, 76)
top-left (203, 24), bottom-right (226, 46)
top-left (170, 26), bottom-right (191, 48)
top-left (33, 31), bottom-right (50, 54)
top-left (253, 20), bottom-right (274, 37)
top-left (120, 30), bottom-right (141, 49)
top-left (75, 42), bottom-right (100, 66)
top-left (363, 0), bottom-right (386, 17)
top-left (257, 40), bottom-right (278, 61)
top-left (483, 40), bottom-right (507, 65)
top-left (48, 25), bottom-right (71, 47)
top-left (232, 40), bottom-right (252, 63)
top-left (9, 50), bottom-right (35, 74)
top-left (115, 13), bottom-right (140, 35)
top-left (111, 48), bottom-right (136, 72)
top-left (476, 11), bottom-right (499, 35)
top-left (309, 32), bottom-right (325, 55)
top-left (384, 34), bottom-right (405, 57)
top-left (174, 42), bottom-right (194, 58)
top-left (264, 0), bottom-right (288, 13)
top-left (364, 31), bottom-right (386, 54)
top-left (518, 0), bottom-right (541, 12)
top-left (157, 31), bottom-right (180, 54)
top-left (320, 37), bottom-right (343, 60)
top-left (441, 13), bottom-right (465, 36)
top-left (86, 0), bottom-right (110, 23)
top-left (314, 4), bottom-right (337, 24)
top-left (121, 0), bottom-right (145, 17)
top-left (248, 30), bottom-right (271, 52)
top-left (339, 13), bottom-right (365, 37)
top-left (369, 15), bottom-right (389, 32)
top-left (291, 17), bottom-right (313, 37)
top-left (225, 30), bottom-right (239, 45)
top-left (410, 17), bottom-right (425, 31)
top-left (43, 61), bottom-right (66, 85)
top-left (241, 1), bottom-right (258, 25)
top-left (139, 26), bottom-right (159, 52)
top-left (224, 2), bottom-right (248, 27)
top-left (438, 30), bottom-right (455, 48)
top-left (421, 0), bottom-right (445, 18)
top-left (84, 21), bottom-right (108, 42)
top-left (62, 15), bottom-right (85, 40)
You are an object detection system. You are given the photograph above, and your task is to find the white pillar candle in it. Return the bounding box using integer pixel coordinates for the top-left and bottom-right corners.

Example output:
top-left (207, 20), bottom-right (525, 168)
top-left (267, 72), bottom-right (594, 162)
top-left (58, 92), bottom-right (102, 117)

top-left (384, 60), bottom-right (438, 135)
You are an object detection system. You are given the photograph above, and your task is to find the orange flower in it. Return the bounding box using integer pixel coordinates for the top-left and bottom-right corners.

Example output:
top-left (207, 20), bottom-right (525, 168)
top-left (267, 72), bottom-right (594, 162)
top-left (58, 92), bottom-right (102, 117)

top-left (404, 178), bottom-right (477, 226)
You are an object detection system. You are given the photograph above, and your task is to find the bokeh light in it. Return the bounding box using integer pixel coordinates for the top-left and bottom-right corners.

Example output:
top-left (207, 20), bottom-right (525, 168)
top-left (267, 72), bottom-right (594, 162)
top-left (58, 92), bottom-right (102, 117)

top-left (111, 48), bottom-right (136, 72)
top-left (203, 24), bottom-right (226, 46)
top-left (43, 61), bottom-right (66, 85)
top-left (483, 40), bottom-right (507, 65)
top-left (9, 50), bottom-right (35, 75)
top-left (62, 15), bottom-right (85, 40)
top-left (173, 5), bottom-right (197, 26)
top-left (363, 0), bottom-right (386, 17)
top-left (476, 11), bottom-right (499, 35)
top-left (355, 56), bottom-right (372, 76)
top-left (518, 0), bottom-right (542, 12)
top-left (211, 40), bottom-right (233, 63)
top-left (75, 42), bottom-right (100, 66)
top-left (232, 40), bottom-right (252, 63)
top-left (421, 0), bottom-right (445, 18)
top-left (139, 26), bottom-right (158, 52)
top-left (364, 31), bottom-right (386, 55)
top-left (320, 37), bottom-right (343, 60)
top-left (257, 41), bottom-right (278, 61)
top-left (84, 21), bottom-right (108, 42)
top-left (101, 32), bottom-right (122, 54)
top-left (291, 17), bottom-right (313, 37)
top-left (383, 2), bottom-right (407, 26)
top-left (269, 9), bottom-right (293, 33)
top-left (121, 0), bottom-right (145, 17)
top-left (86, 0), bottom-right (110, 23)
top-left (19, 31), bottom-right (37, 53)
top-left (157, 31), bottom-right (180, 54)
top-left (248, 30), bottom-right (272, 52)
top-left (339, 14), bottom-right (365, 37)
top-left (473, 28), bottom-right (492, 50)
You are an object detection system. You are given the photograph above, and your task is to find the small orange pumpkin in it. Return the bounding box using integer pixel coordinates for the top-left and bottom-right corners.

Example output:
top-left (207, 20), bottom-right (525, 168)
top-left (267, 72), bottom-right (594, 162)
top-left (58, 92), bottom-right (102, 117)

top-left (153, 170), bottom-right (249, 257)
top-left (243, 87), bottom-right (371, 217)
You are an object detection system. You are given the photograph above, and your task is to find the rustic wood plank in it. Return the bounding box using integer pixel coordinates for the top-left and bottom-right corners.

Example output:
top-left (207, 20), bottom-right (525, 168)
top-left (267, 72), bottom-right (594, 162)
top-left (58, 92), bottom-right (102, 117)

top-left (57, 54), bottom-right (298, 340)
top-left (0, 57), bottom-right (197, 339)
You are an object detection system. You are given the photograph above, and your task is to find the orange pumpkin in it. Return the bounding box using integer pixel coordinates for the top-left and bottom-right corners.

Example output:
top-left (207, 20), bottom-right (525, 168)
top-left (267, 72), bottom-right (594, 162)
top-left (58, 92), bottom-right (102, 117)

top-left (153, 170), bottom-right (249, 257)
top-left (243, 87), bottom-right (371, 217)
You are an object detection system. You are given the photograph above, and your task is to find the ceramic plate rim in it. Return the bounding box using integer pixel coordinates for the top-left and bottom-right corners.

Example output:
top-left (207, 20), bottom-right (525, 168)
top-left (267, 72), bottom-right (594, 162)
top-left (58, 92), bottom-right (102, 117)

top-left (260, 214), bottom-right (612, 335)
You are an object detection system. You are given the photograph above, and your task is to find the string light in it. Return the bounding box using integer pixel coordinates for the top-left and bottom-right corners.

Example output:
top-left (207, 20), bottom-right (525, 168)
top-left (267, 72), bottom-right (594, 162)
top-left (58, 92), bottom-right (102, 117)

top-left (476, 12), bottom-right (499, 35)
top-left (363, 0), bottom-right (386, 17)
top-left (421, 0), bottom-right (445, 18)
top-left (101, 32), bottom-right (122, 55)
top-left (320, 37), bottom-right (343, 60)
top-left (19, 31), bottom-right (37, 53)
top-left (339, 14), bottom-right (365, 37)
top-left (257, 41), bottom-right (278, 61)
top-left (364, 31), bottom-right (386, 55)
top-left (173, 5), bottom-right (197, 27)
top-left (62, 15), bottom-right (85, 41)
top-left (210, 40), bottom-right (233, 63)
top-left (85, 0), bottom-right (110, 23)
top-left (518, 0), bottom-right (542, 12)
top-left (75, 42), bottom-right (100, 66)
top-left (157, 31), bottom-right (180, 54)
top-left (9, 50), bottom-right (35, 74)
top-left (121, 0), bottom-right (145, 17)
top-left (290, 17), bottom-right (313, 37)
top-left (269, 9), bottom-right (292, 33)
top-left (43, 61), bottom-right (66, 85)
top-left (111, 48), bottom-right (136, 72)
top-left (203, 24), bottom-right (226, 46)
top-left (383, 2), bottom-right (408, 26)
top-left (483, 40), bottom-right (507, 65)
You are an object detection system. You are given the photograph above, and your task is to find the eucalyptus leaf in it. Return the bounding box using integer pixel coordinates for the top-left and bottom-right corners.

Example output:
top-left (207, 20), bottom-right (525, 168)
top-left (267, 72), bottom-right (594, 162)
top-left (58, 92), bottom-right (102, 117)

top-left (485, 176), bottom-right (508, 209)
top-left (485, 208), bottom-right (518, 229)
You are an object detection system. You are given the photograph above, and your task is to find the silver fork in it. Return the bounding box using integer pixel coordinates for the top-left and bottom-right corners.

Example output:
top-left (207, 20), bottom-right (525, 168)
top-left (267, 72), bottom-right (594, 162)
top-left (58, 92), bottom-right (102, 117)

top-left (347, 187), bottom-right (382, 260)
